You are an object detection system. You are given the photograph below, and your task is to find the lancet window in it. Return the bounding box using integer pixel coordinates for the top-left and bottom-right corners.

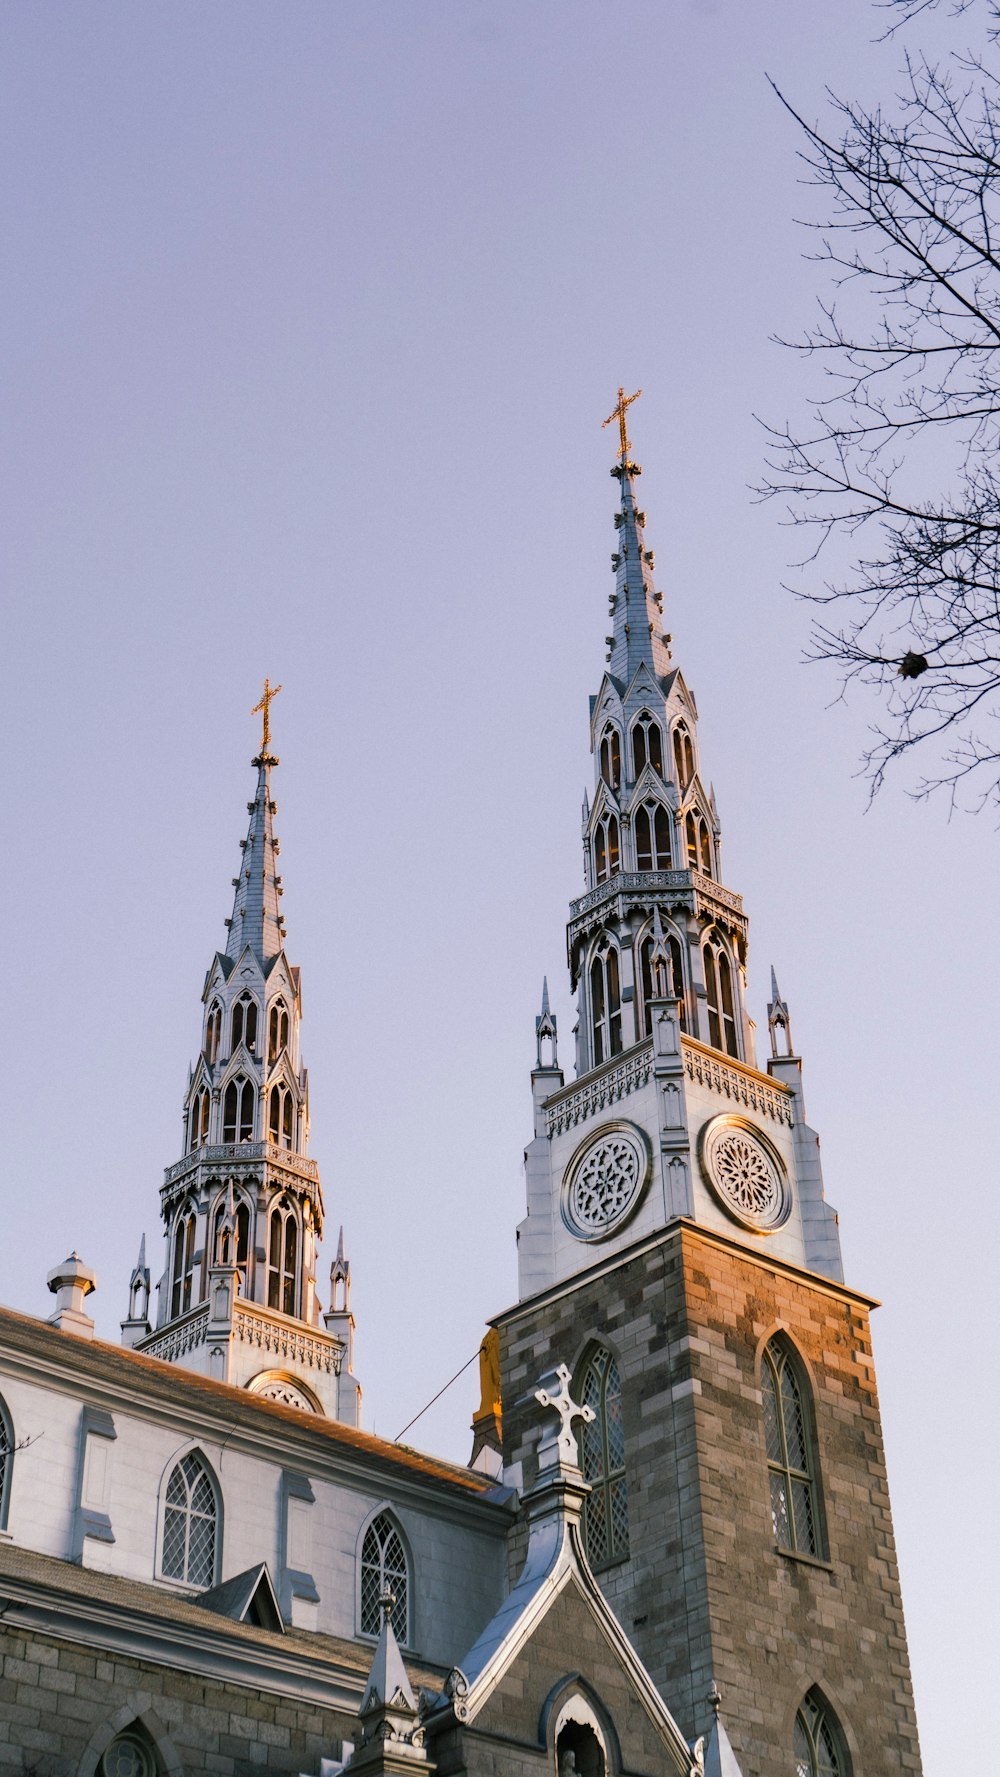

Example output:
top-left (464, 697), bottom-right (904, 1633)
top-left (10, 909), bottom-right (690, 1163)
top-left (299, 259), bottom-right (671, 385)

top-left (631, 712), bottom-right (663, 779)
top-left (672, 722), bottom-right (695, 789)
top-left (268, 1084), bottom-right (294, 1150)
top-left (266, 1200), bottom-right (299, 1316)
top-left (0, 1393), bottom-right (13, 1531)
top-left (598, 725), bottom-right (621, 791)
top-left (169, 1208), bottom-right (198, 1318)
top-left (638, 928), bottom-right (686, 1034)
top-left (794, 1690), bottom-right (848, 1777)
top-left (360, 1512), bottom-right (409, 1642)
top-left (222, 1076), bottom-right (255, 1144)
top-left (268, 1000), bottom-right (290, 1065)
top-left (205, 1001), bottom-right (222, 1065)
top-left (589, 940), bottom-right (623, 1065)
top-left (212, 1194), bottom-right (251, 1271)
top-left (189, 1089), bottom-right (210, 1152)
top-left (634, 801), bottom-right (672, 870)
top-left (685, 810), bottom-right (712, 876)
top-left (762, 1338), bottom-right (822, 1558)
top-left (161, 1451), bottom-right (218, 1589)
top-left (703, 934), bottom-right (739, 1058)
top-left (578, 1347), bottom-right (629, 1567)
top-left (593, 814), bottom-right (620, 885)
top-left (230, 993), bottom-right (258, 1055)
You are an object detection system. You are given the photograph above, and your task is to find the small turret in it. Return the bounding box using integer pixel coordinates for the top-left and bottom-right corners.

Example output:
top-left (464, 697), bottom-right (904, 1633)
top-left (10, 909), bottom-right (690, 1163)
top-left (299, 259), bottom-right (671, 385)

top-left (535, 977), bottom-right (558, 1071)
top-left (47, 1253), bottom-right (97, 1339)
top-left (121, 1235), bottom-right (151, 1348)
top-left (767, 965), bottom-right (794, 1059)
top-left (344, 1589), bottom-right (430, 1777)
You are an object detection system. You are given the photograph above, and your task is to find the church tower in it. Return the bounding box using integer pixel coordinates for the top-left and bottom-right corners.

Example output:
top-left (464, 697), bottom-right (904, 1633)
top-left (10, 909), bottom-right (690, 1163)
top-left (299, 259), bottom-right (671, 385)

top-left (124, 684), bottom-right (360, 1424)
top-left (496, 398), bottom-right (922, 1777)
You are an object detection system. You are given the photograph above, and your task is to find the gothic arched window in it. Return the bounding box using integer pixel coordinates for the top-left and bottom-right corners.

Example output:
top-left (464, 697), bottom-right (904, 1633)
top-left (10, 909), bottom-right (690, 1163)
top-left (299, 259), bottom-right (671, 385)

top-left (762, 1339), bottom-right (821, 1557)
top-left (703, 936), bottom-right (739, 1058)
top-left (205, 1001), bottom-right (222, 1065)
top-left (169, 1208), bottom-right (198, 1318)
top-left (578, 1348), bottom-right (629, 1566)
top-left (638, 928), bottom-right (686, 1035)
top-left (634, 801), bottom-right (672, 870)
top-left (0, 1393), bottom-right (13, 1531)
top-left (360, 1512), bottom-right (409, 1642)
top-left (598, 725), bottom-right (621, 791)
top-left (590, 942), bottom-right (622, 1065)
top-left (189, 1088), bottom-right (209, 1153)
top-left (685, 809), bottom-right (713, 877)
top-left (98, 1724), bottom-right (162, 1777)
top-left (672, 722), bottom-right (695, 789)
top-left (593, 814), bottom-right (620, 885)
top-left (268, 999), bottom-right (290, 1065)
top-left (631, 713), bottom-right (663, 779)
top-left (222, 1076), bottom-right (255, 1144)
top-left (267, 1201), bottom-right (299, 1316)
top-left (161, 1451), bottom-right (218, 1588)
top-left (269, 1086), bottom-right (294, 1150)
top-left (794, 1690), bottom-right (849, 1777)
top-left (230, 993), bottom-right (259, 1055)
top-left (212, 1195), bottom-right (251, 1271)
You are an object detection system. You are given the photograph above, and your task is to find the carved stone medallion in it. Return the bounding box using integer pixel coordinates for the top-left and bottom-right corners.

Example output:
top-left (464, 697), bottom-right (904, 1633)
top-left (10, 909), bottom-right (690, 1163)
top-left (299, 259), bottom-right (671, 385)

top-left (561, 1121), bottom-right (650, 1242)
top-left (699, 1114), bottom-right (790, 1232)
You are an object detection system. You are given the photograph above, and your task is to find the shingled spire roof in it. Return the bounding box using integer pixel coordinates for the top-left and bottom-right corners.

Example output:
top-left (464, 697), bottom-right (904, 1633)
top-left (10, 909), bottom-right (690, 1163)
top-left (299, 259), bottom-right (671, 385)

top-left (225, 685), bottom-right (287, 965)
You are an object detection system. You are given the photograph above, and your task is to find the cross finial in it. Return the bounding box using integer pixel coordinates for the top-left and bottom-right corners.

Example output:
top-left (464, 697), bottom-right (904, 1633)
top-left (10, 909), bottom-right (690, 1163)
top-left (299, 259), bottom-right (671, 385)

top-left (534, 1361), bottom-right (595, 1473)
top-left (251, 677), bottom-right (282, 756)
top-left (603, 385), bottom-right (642, 461)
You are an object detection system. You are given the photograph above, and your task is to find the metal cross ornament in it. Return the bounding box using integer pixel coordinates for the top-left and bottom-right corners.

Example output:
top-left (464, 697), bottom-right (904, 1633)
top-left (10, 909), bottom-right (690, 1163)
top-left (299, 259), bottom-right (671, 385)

top-left (534, 1362), bottom-right (595, 1472)
top-left (603, 385), bottom-right (642, 461)
top-left (251, 677), bottom-right (282, 754)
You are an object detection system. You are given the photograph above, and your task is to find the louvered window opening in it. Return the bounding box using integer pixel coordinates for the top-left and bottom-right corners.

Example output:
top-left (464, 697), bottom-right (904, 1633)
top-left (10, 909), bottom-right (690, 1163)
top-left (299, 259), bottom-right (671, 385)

top-left (762, 1342), bottom-right (819, 1557)
top-left (794, 1691), bottom-right (846, 1777)
top-left (162, 1453), bottom-right (217, 1588)
top-left (360, 1514), bottom-right (409, 1641)
top-left (579, 1349), bottom-right (629, 1567)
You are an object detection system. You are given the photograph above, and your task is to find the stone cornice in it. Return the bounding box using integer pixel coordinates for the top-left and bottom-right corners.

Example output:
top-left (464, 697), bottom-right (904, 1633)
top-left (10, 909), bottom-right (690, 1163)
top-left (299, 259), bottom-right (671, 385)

top-left (681, 1036), bottom-right (794, 1126)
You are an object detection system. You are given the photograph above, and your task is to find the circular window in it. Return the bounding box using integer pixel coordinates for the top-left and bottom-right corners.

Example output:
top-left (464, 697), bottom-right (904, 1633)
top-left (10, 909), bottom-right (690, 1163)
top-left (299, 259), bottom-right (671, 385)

top-left (561, 1122), bottom-right (650, 1242)
top-left (247, 1373), bottom-right (317, 1412)
top-left (99, 1735), bottom-right (157, 1777)
top-left (699, 1115), bottom-right (790, 1232)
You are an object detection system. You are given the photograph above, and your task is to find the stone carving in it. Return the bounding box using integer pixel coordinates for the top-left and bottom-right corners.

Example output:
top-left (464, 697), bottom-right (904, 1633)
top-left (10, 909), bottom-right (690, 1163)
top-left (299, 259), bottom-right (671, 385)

top-left (683, 1042), bottom-right (793, 1127)
top-left (251, 1378), bottom-right (316, 1411)
top-left (140, 1307), bottom-right (209, 1363)
top-left (234, 1306), bottom-right (343, 1374)
top-left (562, 1122), bottom-right (650, 1241)
top-left (546, 1048), bottom-right (652, 1138)
top-left (699, 1115), bottom-right (791, 1232)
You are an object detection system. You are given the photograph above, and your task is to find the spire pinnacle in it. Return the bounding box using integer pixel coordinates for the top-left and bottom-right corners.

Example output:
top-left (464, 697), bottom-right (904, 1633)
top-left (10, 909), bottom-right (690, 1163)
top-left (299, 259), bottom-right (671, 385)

top-left (535, 977), bottom-right (558, 1069)
top-left (603, 385), bottom-right (643, 464)
top-left (601, 387), bottom-right (671, 684)
top-left (225, 694), bottom-right (288, 964)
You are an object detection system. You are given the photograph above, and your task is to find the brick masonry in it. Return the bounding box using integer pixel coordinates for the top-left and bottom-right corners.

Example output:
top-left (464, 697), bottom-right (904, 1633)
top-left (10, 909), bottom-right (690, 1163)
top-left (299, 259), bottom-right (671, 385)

top-left (497, 1220), bottom-right (923, 1777)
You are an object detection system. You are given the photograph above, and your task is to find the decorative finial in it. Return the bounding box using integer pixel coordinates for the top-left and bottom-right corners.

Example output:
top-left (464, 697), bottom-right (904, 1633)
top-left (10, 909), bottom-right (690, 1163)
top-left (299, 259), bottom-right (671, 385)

top-left (541, 976), bottom-right (550, 1018)
top-left (534, 1361), bottom-right (595, 1473)
top-left (251, 677), bottom-right (282, 757)
top-left (603, 385), bottom-right (642, 461)
top-left (379, 1585), bottom-right (396, 1629)
top-left (707, 1680), bottom-right (722, 1719)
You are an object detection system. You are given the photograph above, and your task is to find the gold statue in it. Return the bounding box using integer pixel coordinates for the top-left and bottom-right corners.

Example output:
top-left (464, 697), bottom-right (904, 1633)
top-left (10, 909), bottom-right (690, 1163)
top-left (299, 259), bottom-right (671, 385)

top-left (603, 385), bottom-right (642, 460)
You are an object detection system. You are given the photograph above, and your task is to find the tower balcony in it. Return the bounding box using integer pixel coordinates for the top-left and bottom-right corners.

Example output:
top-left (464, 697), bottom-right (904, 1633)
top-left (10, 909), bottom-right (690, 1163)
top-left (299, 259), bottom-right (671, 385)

top-left (162, 1140), bottom-right (323, 1216)
top-left (567, 868), bottom-right (747, 968)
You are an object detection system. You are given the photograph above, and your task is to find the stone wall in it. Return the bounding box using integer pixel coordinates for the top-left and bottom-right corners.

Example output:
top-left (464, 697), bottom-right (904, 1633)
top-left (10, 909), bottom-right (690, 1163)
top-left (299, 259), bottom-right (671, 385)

top-left (498, 1220), bottom-right (923, 1777)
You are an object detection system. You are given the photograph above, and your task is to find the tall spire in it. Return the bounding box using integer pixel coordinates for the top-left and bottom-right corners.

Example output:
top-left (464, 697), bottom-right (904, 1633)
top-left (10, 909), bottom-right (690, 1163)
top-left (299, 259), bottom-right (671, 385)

top-left (602, 388), bottom-right (672, 686)
top-left (225, 681), bottom-right (287, 964)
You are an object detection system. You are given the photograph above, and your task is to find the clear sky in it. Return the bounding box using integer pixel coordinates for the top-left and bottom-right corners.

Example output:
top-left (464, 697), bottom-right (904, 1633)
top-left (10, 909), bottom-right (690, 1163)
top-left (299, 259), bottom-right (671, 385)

top-left (3, 4), bottom-right (996, 1770)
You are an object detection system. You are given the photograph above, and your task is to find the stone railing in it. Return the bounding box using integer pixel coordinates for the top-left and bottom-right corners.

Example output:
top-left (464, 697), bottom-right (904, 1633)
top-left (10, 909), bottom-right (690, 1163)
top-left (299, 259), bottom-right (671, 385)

top-left (139, 1305), bottom-right (210, 1364)
top-left (681, 1037), bottom-right (794, 1127)
top-left (545, 1042), bottom-right (654, 1139)
top-left (234, 1305), bottom-right (343, 1374)
top-left (164, 1141), bottom-right (320, 1190)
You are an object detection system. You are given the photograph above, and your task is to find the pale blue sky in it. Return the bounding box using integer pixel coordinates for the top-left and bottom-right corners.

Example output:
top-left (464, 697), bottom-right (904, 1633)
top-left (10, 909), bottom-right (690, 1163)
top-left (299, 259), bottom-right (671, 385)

top-left (3, 4), bottom-right (996, 1769)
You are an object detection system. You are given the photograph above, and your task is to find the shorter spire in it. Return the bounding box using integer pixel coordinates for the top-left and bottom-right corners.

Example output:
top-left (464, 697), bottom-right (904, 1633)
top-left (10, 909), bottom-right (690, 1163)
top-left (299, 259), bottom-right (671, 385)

top-left (535, 976), bottom-right (558, 1070)
top-left (767, 967), bottom-right (794, 1059)
top-left (330, 1226), bottom-right (350, 1312)
top-left (345, 1589), bottom-right (428, 1774)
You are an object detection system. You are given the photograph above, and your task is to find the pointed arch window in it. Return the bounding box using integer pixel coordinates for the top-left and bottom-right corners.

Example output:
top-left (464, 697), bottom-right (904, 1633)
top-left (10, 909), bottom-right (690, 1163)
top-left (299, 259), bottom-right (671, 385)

top-left (593, 813), bottom-right (620, 885)
top-left (169, 1207), bottom-right (198, 1318)
top-left (703, 934), bottom-right (739, 1058)
top-left (590, 941), bottom-right (622, 1065)
top-left (222, 1076), bottom-right (255, 1144)
top-left (578, 1348), bottom-right (629, 1567)
top-left (189, 1088), bottom-right (210, 1152)
top-left (0, 1393), bottom-right (13, 1532)
top-left (268, 1085), bottom-right (294, 1150)
top-left (267, 1200), bottom-right (299, 1316)
top-left (598, 725), bottom-right (621, 791)
top-left (672, 722), bottom-right (695, 789)
top-left (685, 809), bottom-right (712, 877)
top-left (631, 713), bottom-right (663, 779)
top-left (360, 1512), bottom-right (409, 1642)
top-left (634, 801), bottom-right (672, 870)
top-left (205, 1001), bottom-right (222, 1065)
top-left (98, 1725), bottom-right (161, 1777)
top-left (638, 928), bottom-right (686, 1034)
top-left (161, 1452), bottom-right (218, 1588)
top-left (268, 999), bottom-right (290, 1065)
top-left (794, 1691), bottom-right (849, 1777)
top-left (230, 993), bottom-right (258, 1055)
top-left (762, 1339), bottom-right (821, 1557)
top-left (212, 1194), bottom-right (251, 1272)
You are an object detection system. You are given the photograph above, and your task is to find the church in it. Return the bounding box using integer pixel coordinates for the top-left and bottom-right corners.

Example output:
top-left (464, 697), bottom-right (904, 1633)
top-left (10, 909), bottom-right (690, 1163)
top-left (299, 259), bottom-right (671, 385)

top-left (0, 398), bottom-right (923, 1777)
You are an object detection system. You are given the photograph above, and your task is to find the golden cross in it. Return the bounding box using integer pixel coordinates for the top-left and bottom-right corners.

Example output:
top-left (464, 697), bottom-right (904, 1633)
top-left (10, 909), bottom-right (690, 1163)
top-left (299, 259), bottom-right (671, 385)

top-left (603, 385), bottom-right (642, 460)
top-left (251, 678), bottom-right (282, 754)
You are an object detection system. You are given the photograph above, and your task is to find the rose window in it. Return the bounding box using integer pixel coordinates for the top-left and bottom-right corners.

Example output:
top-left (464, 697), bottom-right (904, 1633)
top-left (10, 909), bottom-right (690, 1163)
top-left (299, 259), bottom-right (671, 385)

top-left (563, 1124), bottom-right (649, 1240)
top-left (700, 1116), bottom-right (790, 1231)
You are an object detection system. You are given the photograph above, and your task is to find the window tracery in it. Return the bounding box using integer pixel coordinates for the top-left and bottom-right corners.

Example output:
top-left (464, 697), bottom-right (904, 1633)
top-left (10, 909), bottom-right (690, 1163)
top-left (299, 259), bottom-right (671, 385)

top-left (169, 1207), bottom-right (198, 1318)
top-left (267, 1199), bottom-right (299, 1316)
top-left (703, 934), bottom-right (739, 1058)
top-left (268, 999), bottom-right (290, 1064)
top-left (230, 993), bottom-right (258, 1055)
top-left (593, 813), bottom-right (620, 885)
top-left (685, 809), bottom-right (712, 876)
top-left (762, 1339), bottom-right (822, 1557)
top-left (631, 713), bottom-right (663, 779)
top-left (577, 1347), bottom-right (629, 1566)
top-left (189, 1088), bottom-right (210, 1152)
top-left (634, 801), bottom-right (672, 870)
top-left (222, 1076), bottom-right (255, 1143)
top-left (268, 1084), bottom-right (294, 1150)
top-left (205, 1001), bottom-right (222, 1065)
top-left (0, 1393), bottom-right (13, 1531)
top-left (589, 941), bottom-right (622, 1065)
top-left (161, 1451), bottom-right (218, 1589)
top-left (98, 1727), bottom-right (161, 1777)
top-left (598, 725), bottom-right (621, 791)
top-left (794, 1690), bottom-right (848, 1777)
top-left (360, 1512), bottom-right (409, 1641)
top-left (672, 722), bottom-right (695, 789)
top-left (638, 928), bottom-right (686, 1033)
top-left (212, 1193), bottom-right (251, 1272)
